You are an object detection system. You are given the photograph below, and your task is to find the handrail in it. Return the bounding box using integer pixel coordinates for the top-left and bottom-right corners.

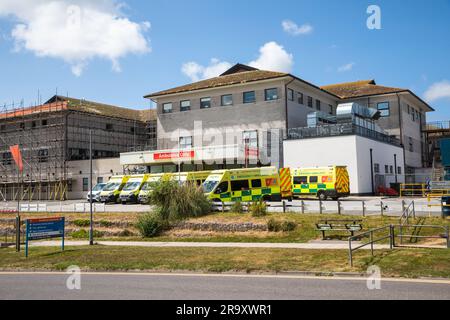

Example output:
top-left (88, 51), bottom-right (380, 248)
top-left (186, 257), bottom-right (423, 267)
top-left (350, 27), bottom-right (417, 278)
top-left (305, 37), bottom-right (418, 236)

top-left (348, 225), bottom-right (393, 267)
top-left (400, 201), bottom-right (415, 225)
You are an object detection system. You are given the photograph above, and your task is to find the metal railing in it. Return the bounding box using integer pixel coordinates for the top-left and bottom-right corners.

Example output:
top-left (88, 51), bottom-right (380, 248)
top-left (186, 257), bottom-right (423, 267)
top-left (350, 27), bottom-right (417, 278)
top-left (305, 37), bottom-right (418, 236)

top-left (287, 123), bottom-right (401, 146)
top-left (348, 224), bottom-right (450, 266)
top-left (348, 225), bottom-right (394, 267)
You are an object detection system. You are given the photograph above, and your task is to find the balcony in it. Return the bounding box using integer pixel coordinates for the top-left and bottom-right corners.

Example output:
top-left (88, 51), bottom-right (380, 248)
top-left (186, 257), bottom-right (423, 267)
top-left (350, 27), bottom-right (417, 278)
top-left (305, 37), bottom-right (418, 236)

top-left (287, 123), bottom-right (401, 146)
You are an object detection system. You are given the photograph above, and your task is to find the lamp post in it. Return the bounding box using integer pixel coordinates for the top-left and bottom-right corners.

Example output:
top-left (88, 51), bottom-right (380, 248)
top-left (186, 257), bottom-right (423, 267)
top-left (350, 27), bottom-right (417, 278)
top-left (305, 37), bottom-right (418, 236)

top-left (89, 130), bottom-right (94, 246)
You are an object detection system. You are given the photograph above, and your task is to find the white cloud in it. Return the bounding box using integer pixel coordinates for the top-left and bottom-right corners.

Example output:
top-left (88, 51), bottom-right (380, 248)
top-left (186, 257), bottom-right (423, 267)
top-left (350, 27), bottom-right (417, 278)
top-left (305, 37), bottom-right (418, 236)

top-left (338, 62), bottom-right (356, 72)
top-left (0, 0), bottom-right (151, 76)
top-left (182, 42), bottom-right (294, 81)
top-left (282, 20), bottom-right (313, 36)
top-left (424, 80), bottom-right (450, 102)
top-left (182, 59), bottom-right (232, 82)
top-left (249, 42), bottom-right (294, 73)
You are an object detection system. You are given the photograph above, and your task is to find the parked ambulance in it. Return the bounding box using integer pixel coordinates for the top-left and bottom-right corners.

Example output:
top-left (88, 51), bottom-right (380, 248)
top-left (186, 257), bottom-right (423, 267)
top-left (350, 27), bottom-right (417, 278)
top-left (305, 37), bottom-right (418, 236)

top-left (119, 174), bottom-right (151, 204)
top-left (203, 167), bottom-right (282, 203)
top-left (289, 166), bottom-right (350, 200)
top-left (137, 173), bottom-right (168, 204)
top-left (99, 175), bottom-right (130, 204)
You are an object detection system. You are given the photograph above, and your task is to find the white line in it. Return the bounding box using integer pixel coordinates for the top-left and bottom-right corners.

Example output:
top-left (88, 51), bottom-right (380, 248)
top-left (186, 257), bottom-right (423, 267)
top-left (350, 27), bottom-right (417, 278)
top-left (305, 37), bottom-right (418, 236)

top-left (0, 272), bottom-right (448, 285)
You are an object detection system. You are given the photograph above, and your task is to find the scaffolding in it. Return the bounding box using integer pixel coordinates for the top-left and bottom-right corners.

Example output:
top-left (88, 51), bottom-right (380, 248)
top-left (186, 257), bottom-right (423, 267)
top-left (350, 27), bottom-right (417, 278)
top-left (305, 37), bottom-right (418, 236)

top-left (0, 97), bottom-right (156, 201)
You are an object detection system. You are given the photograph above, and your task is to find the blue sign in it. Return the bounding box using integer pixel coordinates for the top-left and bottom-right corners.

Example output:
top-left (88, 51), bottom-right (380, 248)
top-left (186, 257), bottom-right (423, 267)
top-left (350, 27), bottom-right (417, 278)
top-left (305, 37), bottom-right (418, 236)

top-left (25, 217), bottom-right (65, 257)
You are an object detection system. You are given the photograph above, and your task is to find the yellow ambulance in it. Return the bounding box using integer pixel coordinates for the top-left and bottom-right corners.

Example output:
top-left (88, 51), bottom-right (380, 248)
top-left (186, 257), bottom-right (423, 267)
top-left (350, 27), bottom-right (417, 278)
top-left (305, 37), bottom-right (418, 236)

top-left (99, 175), bottom-right (130, 203)
top-left (171, 171), bottom-right (212, 186)
top-left (119, 174), bottom-right (151, 204)
top-left (203, 167), bottom-right (282, 203)
top-left (290, 166), bottom-right (350, 200)
top-left (137, 173), bottom-right (169, 204)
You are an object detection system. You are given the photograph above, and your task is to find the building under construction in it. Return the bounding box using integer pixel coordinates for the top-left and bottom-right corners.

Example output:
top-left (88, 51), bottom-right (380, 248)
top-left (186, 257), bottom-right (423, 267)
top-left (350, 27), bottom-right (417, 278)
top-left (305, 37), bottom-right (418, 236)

top-left (0, 96), bottom-right (156, 201)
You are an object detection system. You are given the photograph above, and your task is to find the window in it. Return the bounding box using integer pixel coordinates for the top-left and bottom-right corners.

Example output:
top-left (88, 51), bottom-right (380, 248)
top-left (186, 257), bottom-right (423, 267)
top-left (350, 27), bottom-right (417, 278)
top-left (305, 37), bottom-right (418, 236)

top-left (2, 152), bottom-right (12, 166)
top-left (374, 163), bottom-right (380, 174)
top-left (307, 96), bottom-right (313, 108)
top-left (316, 100), bottom-right (321, 111)
top-left (288, 89), bottom-right (294, 101)
top-left (407, 105), bottom-right (410, 114)
top-left (32, 121), bottom-right (37, 128)
top-left (265, 88), bottom-right (279, 101)
top-left (294, 176), bottom-right (308, 185)
top-left (243, 91), bottom-right (256, 104)
top-left (398, 167), bottom-right (402, 175)
top-left (329, 104), bottom-right (333, 115)
top-left (106, 124), bottom-right (113, 131)
top-left (130, 127), bottom-right (135, 134)
top-left (309, 176), bottom-right (318, 183)
top-left (20, 123), bottom-right (25, 130)
top-left (377, 102), bottom-right (390, 117)
top-left (385, 165), bottom-right (389, 174)
top-left (83, 178), bottom-right (89, 192)
top-left (97, 177), bottom-right (104, 184)
top-left (162, 103), bottom-right (173, 114)
top-left (243, 131), bottom-right (258, 148)
top-left (180, 100), bottom-right (191, 112)
top-left (179, 136), bottom-right (193, 150)
top-left (42, 119), bottom-right (48, 126)
top-left (409, 137), bottom-right (414, 152)
top-left (214, 182), bottom-right (229, 194)
top-left (200, 97), bottom-right (211, 109)
top-left (251, 179), bottom-right (262, 188)
top-left (0, 125), bottom-right (5, 132)
top-left (221, 94), bottom-right (233, 106)
top-left (297, 92), bottom-right (304, 105)
top-left (390, 166), bottom-right (394, 174)
top-left (38, 149), bottom-right (49, 163)
top-left (231, 180), bottom-right (250, 192)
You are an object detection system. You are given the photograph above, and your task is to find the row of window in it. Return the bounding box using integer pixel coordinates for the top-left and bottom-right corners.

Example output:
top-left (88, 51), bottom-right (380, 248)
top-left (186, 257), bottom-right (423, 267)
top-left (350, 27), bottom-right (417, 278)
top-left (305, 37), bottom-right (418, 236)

top-left (287, 89), bottom-right (334, 115)
top-left (374, 163), bottom-right (402, 175)
top-left (162, 88), bottom-right (280, 114)
top-left (407, 104), bottom-right (422, 124)
top-left (178, 130), bottom-right (259, 150)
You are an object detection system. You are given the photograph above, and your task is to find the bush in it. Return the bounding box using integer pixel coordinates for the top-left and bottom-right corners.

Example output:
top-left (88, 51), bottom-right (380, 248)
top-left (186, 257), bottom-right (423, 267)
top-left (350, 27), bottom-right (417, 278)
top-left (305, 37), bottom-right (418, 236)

top-left (99, 220), bottom-right (113, 228)
top-left (231, 201), bottom-right (244, 214)
top-left (71, 229), bottom-right (104, 239)
top-left (250, 200), bottom-right (267, 217)
top-left (136, 213), bottom-right (167, 238)
top-left (73, 219), bottom-right (90, 227)
top-left (149, 181), bottom-right (211, 222)
top-left (267, 219), bottom-right (298, 232)
top-left (281, 221), bottom-right (297, 232)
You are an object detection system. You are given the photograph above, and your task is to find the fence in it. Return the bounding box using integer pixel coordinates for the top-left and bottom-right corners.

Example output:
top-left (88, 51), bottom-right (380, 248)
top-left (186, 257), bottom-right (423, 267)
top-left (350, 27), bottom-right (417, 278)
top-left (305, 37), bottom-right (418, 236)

top-left (348, 224), bottom-right (450, 266)
top-left (0, 217), bottom-right (24, 248)
top-left (0, 202), bottom-right (106, 213)
top-left (400, 183), bottom-right (450, 198)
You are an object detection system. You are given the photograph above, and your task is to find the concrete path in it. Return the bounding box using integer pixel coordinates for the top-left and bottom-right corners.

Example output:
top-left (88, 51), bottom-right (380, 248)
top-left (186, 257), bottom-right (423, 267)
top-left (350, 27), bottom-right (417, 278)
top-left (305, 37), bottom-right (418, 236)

top-left (26, 240), bottom-right (392, 250)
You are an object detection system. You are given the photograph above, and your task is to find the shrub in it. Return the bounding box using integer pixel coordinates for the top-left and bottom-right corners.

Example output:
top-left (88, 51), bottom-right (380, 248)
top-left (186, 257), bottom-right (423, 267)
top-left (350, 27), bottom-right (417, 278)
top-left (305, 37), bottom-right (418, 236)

top-left (267, 219), bottom-right (298, 232)
top-left (71, 229), bottom-right (104, 239)
top-left (73, 219), bottom-right (90, 227)
top-left (118, 229), bottom-right (134, 237)
top-left (250, 200), bottom-right (267, 217)
top-left (99, 220), bottom-right (113, 228)
top-left (281, 221), bottom-right (297, 232)
top-left (149, 181), bottom-right (211, 222)
top-left (231, 201), bottom-right (244, 214)
top-left (267, 219), bottom-right (281, 232)
top-left (136, 213), bottom-right (167, 238)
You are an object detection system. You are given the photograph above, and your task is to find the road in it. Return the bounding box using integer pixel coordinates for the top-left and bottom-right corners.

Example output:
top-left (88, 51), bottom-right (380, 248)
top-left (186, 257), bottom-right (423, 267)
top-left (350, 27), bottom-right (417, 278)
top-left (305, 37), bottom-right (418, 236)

top-left (0, 272), bottom-right (449, 300)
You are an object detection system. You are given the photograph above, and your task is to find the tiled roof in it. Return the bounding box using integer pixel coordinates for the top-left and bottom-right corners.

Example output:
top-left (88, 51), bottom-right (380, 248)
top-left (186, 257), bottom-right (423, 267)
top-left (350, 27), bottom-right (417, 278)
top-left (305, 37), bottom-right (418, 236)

top-left (145, 69), bottom-right (289, 98)
top-left (321, 80), bottom-right (407, 99)
top-left (47, 96), bottom-right (156, 122)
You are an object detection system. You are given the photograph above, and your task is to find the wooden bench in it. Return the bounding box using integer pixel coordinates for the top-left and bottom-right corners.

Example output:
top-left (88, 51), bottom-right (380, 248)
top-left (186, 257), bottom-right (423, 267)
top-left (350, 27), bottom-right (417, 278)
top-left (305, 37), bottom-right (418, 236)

top-left (316, 219), bottom-right (363, 240)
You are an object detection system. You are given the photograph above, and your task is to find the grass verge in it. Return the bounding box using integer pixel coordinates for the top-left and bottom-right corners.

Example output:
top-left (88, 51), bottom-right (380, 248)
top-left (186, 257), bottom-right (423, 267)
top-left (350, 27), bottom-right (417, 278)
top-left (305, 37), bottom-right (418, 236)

top-left (0, 246), bottom-right (449, 279)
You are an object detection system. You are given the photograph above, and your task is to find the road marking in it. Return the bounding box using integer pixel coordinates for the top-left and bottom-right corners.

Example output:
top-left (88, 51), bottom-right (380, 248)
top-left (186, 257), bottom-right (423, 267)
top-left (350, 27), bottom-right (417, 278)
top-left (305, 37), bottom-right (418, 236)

top-left (0, 272), bottom-right (448, 285)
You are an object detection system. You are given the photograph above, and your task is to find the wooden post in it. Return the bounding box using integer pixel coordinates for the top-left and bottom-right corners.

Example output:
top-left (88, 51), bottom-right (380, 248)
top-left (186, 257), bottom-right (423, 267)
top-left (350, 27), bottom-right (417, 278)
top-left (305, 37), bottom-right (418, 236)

top-left (282, 201), bottom-right (286, 213)
top-left (338, 200), bottom-right (341, 215)
top-left (319, 200), bottom-right (323, 215)
top-left (362, 201), bottom-right (366, 217)
top-left (380, 201), bottom-right (384, 217)
top-left (301, 200), bottom-right (305, 214)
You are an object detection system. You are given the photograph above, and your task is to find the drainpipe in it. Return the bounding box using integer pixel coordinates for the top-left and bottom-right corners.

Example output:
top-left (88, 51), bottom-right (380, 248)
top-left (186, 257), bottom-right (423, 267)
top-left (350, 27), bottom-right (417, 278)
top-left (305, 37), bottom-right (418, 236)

top-left (394, 154), bottom-right (398, 183)
top-left (284, 78), bottom-right (295, 136)
top-left (370, 148), bottom-right (375, 195)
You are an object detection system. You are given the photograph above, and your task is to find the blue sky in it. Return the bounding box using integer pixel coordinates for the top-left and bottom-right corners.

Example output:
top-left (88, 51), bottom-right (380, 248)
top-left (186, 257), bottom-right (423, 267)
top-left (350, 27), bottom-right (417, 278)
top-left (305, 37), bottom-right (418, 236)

top-left (0, 0), bottom-right (449, 121)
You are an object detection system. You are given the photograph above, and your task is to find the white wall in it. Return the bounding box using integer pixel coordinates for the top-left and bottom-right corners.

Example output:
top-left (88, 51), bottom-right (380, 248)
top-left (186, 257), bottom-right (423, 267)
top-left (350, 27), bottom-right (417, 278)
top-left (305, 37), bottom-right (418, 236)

top-left (283, 135), bottom-right (405, 194)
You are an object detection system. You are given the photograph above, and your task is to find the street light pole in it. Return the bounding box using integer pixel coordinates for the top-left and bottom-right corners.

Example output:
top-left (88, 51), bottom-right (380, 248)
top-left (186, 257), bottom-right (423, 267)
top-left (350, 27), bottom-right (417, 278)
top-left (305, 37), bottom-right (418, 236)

top-left (89, 129), bottom-right (94, 246)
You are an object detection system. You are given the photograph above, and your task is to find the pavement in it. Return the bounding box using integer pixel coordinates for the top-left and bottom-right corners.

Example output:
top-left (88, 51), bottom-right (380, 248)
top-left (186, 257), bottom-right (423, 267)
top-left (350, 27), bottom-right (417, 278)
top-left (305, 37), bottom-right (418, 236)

top-left (26, 240), bottom-right (391, 250)
top-left (0, 272), bottom-right (449, 300)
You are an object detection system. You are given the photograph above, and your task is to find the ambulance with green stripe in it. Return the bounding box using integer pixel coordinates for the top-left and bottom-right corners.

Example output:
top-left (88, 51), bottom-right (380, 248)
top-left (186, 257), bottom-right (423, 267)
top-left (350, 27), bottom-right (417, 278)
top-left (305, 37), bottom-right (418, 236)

top-left (119, 174), bottom-right (151, 204)
top-left (99, 175), bottom-right (130, 203)
top-left (170, 171), bottom-right (212, 186)
top-left (203, 167), bottom-right (282, 203)
top-left (137, 173), bottom-right (169, 204)
top-left (290, 166), bottom-right (350, 201)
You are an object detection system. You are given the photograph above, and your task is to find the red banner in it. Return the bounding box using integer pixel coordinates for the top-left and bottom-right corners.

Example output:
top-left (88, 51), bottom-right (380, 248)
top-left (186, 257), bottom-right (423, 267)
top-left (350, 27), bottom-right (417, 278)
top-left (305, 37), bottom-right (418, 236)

top-left (9, 145), bottom-right (23, 173)
top-left (153, 151), bottom-right (195, 161)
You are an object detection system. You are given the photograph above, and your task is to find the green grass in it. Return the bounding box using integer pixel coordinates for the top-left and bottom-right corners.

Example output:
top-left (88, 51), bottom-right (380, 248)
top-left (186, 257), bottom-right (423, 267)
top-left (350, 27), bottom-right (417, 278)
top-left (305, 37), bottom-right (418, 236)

top-left (0, 246), bottom-right (449, 279)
